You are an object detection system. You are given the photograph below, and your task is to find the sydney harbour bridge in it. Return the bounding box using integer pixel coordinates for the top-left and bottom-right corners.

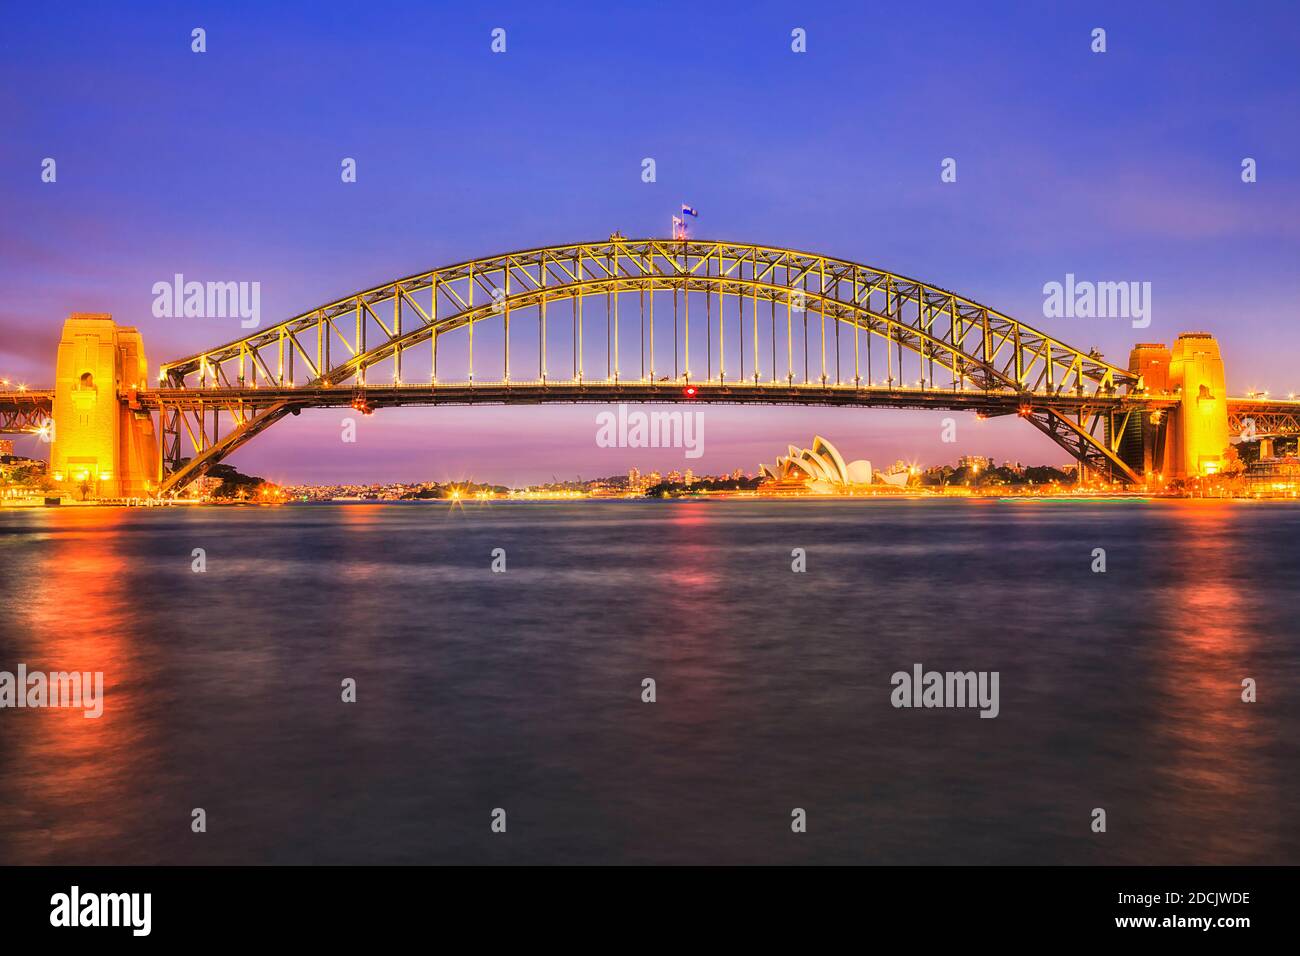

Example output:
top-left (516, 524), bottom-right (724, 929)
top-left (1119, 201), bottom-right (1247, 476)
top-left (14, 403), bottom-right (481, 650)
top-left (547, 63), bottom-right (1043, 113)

top-left (2, 237), bottom-right (1296, 498)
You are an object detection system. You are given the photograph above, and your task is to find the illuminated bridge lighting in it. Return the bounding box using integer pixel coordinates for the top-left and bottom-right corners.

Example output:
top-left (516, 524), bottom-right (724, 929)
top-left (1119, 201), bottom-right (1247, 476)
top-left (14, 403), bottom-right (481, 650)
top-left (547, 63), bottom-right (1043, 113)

top-left (1, 239), bottom-right (1297, 498)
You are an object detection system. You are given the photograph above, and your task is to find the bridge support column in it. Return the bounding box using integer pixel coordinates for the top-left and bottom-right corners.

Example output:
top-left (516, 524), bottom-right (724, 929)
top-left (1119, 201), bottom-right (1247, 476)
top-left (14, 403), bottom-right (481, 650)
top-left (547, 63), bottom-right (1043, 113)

top-left (1163, 333), bottom-right (1230, 479)
top-left (1121, 343), bottom-right (1174, 477)
top-left (50, 314), bottom-right (160, 498)
top-left (1123, 335), bottom-right (1231, 481)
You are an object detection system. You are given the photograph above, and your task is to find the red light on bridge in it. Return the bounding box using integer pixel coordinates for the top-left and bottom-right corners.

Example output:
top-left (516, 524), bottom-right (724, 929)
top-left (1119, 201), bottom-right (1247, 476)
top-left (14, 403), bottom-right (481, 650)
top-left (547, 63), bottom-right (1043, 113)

top-left (683, 385), bottom-right (698, 398)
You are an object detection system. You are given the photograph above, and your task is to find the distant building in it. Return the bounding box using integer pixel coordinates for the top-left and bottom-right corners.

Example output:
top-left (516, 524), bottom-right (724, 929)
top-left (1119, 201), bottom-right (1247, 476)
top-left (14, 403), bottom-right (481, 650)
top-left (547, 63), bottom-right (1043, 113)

top-left (759, 436), bottom-right (874, 493)
top-left (0, 440), bottom-right (13, 456)
top-left (1246, 456), bottom-right (1300, 495)
top-left (877, 460), bottom-right (914, 486)
top-left (0, 454), bottom-right (45, 479)
top-left (181, 475), bottom-right (223, 498)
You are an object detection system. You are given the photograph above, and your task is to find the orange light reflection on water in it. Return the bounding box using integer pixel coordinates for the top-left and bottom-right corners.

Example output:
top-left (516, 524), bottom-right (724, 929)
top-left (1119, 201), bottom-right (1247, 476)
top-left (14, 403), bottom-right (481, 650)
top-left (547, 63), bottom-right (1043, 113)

top-left (5, 507), bottom-right (152, 862)
top-left (1151, 500), bottom-right (1276, 861)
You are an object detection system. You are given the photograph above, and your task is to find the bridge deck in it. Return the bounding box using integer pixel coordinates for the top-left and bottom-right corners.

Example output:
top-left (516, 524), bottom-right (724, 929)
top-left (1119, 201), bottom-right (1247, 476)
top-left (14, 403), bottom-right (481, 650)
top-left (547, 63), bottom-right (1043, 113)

top-left (134, 380), bottom-right (1178, 413)
top-left (0, 389), bottom-right (55, 403)
top-left (0, 389), bottom-right (55, 434)
top-left (5, 384), bottom-right (1293, 416)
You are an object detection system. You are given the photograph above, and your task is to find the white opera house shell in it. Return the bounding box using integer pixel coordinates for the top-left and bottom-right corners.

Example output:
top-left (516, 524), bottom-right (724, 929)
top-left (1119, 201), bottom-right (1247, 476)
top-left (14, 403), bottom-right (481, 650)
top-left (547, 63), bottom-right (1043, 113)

top-left (758, 436), bottom-right (877, 494)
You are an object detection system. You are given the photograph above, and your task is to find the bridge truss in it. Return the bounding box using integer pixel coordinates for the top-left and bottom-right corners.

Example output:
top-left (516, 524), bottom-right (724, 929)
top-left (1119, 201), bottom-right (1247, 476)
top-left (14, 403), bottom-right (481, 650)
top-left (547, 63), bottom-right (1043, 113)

top-left (1228, 399), bottom-right (1300, 438)
top-left (0, 390), bottom-right (54, 436)
top-left (151, 238), bottom-right (1151, 492)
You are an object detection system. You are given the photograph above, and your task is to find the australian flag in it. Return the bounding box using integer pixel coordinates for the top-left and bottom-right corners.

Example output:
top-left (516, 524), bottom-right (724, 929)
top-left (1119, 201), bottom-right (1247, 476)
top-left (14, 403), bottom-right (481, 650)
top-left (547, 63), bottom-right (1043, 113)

top-left (681, 204), bottom-right (698, 217)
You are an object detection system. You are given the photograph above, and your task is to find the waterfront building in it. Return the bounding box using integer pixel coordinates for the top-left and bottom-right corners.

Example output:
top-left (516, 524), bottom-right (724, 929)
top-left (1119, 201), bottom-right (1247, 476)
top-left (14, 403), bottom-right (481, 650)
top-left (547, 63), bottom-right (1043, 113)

top-left (1246, 455), bottom-right (1300, 496)
top-left (758, 436), bottom-right (875, 494)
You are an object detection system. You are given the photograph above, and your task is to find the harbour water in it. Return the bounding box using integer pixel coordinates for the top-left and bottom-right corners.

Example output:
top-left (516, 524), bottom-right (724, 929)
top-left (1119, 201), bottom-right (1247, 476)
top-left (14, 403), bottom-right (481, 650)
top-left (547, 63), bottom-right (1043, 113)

top-left (0, 499), bottom-right (1296, 864)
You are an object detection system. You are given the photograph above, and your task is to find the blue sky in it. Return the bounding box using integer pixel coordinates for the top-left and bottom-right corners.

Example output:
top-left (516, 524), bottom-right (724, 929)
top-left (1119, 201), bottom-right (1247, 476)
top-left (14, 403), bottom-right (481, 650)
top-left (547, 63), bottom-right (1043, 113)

top-left (3, 1), bottom-right (1298, 483)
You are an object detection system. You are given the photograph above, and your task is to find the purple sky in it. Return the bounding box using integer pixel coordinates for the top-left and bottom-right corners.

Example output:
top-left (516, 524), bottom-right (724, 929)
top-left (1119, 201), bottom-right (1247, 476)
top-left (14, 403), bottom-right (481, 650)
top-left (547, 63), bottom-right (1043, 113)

top-left (3, 1), bottom-right (1299, 484)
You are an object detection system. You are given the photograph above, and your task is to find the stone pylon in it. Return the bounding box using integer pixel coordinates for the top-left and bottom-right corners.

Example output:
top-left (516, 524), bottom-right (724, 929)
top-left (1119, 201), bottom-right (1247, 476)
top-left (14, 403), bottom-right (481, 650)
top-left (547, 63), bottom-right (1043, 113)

top-left (1123, 333), bottom-right (1230, 480)
top-left (1166, 333), bottom-right (1230, 478)
top-left (50, 314), bottom-right (159, 498)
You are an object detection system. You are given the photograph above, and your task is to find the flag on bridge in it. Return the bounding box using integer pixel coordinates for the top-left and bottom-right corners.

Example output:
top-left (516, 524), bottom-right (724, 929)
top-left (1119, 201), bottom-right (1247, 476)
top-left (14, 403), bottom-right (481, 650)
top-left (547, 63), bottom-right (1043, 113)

top-left (681, 204), bottom-right (698, 217)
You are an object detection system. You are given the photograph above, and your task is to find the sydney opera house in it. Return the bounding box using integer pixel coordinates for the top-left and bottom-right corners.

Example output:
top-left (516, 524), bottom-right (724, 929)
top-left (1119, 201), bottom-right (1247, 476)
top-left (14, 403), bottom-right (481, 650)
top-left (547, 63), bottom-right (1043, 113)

top-left (758, 436), bottom-right (909, 494)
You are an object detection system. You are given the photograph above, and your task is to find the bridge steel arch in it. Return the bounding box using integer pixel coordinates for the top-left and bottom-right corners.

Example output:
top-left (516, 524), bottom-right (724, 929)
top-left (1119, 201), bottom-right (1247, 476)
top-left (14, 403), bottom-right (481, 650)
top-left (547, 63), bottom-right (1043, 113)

top-left (153, 238), bottom-right (1149, 494)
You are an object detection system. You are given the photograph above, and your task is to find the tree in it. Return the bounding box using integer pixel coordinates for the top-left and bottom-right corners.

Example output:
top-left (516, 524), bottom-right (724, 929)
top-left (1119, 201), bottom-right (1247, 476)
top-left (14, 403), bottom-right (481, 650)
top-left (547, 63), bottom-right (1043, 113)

top-left (1219, 445), bottom-right (1246, 478)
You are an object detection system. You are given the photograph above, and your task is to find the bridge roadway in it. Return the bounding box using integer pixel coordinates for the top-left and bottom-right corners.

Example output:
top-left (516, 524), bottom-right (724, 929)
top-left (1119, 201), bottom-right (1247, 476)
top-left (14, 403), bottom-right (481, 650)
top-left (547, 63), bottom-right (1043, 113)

top-left (3, 381), bottom-right (1298, 496)
top-left (0, 389), bottom-right (55, 434)
top-left (8, 382), bottom-right (1300, 435)
top-left (10, 380), bottom-right (1300, 425)
top-left (134, 380), bottom-right (1175, 413)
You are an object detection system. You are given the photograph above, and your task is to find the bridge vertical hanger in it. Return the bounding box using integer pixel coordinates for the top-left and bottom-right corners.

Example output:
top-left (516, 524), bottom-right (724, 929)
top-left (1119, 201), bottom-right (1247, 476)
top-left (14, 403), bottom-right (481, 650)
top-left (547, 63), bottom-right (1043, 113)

top-left (356, 299), bottom-right (366, 386)
top-left (852, 264), bottom-right (861, 386)
top-left (575, 249), bottom-right (583, 382)
top-left (704, 269), bottom-right (711, 382)
top-left (647, 251), bottom-right (654, 381)
top-left (467, 261), bottom-right (474, 384)
top-left (681, 249), bottom-right (688, 383)
top-left (672, 258), bottom-right (679, 381)
top-left (819, 258), bottom-right (827, 385)
top-left (394, 292), bottom-right (402, 385)
top-left (503, 261), bottom-right (510, 384)
top-left (613, 245), bottom-right (620, 383)
top-left (885, 282), bottom-right (894, 387)
top-left (786, 263), bottom-right (794, 385)
top-left (718, 246), bottom-right (725, 384)
top-left (752, 247), bottom-right (760, 385)
top-left (540, 256), bottom-right (547, 384)
top-left (764, 293), bottom-right (774, 382)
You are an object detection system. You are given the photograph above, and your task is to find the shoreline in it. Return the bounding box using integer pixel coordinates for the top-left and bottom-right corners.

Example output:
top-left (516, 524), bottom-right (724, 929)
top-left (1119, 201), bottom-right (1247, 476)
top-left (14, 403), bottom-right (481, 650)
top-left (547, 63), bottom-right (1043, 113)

top-left (5, 492), bottom-right (1297, 509)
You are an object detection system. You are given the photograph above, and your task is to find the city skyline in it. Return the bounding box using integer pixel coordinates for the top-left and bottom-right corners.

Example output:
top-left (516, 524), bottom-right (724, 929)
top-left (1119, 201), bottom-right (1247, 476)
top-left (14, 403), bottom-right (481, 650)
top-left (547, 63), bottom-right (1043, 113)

top-left (265, 444), bottom-right (1044, 493)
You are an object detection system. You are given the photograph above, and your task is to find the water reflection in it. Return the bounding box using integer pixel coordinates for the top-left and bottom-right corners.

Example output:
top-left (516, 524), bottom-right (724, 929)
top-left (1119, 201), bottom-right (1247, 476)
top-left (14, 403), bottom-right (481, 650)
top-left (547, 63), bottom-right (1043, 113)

top-left (1150, 502), bottom-right (1276, 862)
top-left (0, 500), bottom-right (1295, 864)
top-left (3, 508), bottom-right (153, 862)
